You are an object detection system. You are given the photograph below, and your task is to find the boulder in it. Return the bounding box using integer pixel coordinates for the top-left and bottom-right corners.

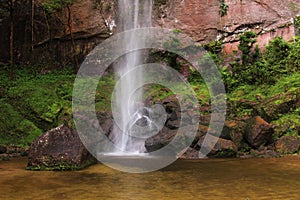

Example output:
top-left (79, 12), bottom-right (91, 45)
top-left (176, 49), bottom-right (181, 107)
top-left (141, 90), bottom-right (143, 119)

top-left (248, 149), bottom-right (280, 158)
top-left (222, 120), bottom-right (246, 149)
top-left (145, 127), bottom-right (177, 152)
top-left (244, 116), bottom-right (274, 148)
top-left (194, 135), bottom-right (238, 158)
top-left (96, 111), bottom-right (114, 138)
top-left (253, 92), bottom-right (299, 122)
top-left (275, 136), bottom-right (300, 154)
top-left (193, 124), bottom-right (209, 143)
top-left (178, 147), bottom-right (200, 159)
top-left (220, 121), bottom-right (237, 140)
top-left (144, 94), bottom-right (199, 153)
top-left (27, 125), bottom-right (97, 170)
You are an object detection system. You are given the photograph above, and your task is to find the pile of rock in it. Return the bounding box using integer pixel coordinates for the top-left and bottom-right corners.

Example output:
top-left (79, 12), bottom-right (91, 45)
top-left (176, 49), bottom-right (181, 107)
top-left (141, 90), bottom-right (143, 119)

top-left (144, 91), bottom-right (300, 159)
top-left (0, 145), bottom-right (28, 161)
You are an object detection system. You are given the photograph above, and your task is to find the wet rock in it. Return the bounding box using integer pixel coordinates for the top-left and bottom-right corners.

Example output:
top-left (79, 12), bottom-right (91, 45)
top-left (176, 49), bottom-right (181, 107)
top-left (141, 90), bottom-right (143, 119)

top-left (199, 113), bottom-right (211, 126)
top-left (220, 121), bottom-right (237, 140)
top-left (178, 147), bottom-right (200, 159)
top-left (230, 132), bottom-right (244, 150)
top-left (145, 127), bottom-right (177, 152)
top-left (96, 111), bottom-right (113, 136)
top-left (276, 136), bottom-right (300, 154)
top-left (193, 124), bottom-right (209, 143)
top-left (244, 116), bottom-right (274, 148)
top-left (195, 135), bottom-right (238, 158)
top-left (5, 145), bottom-right (29, 156)
top-left (1, 155), bottom-right (10, 161)
top-left (223, 121), bottom-right (246, 149)
top-left (0, 145), bottom-right (6, 154)
top-left (27, 125), bottom-right (97, 170)
top-left (253, 92), bottom-right (299, 122)
top-left (249, 149), bottom-right (280, 158)
top-left (165, 118), bottom-right (180, 130)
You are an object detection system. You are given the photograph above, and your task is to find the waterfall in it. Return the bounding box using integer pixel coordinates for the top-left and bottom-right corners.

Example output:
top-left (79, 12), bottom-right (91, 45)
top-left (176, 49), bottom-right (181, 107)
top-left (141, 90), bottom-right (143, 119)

top-left (111, 0), bottom-right (153, 154)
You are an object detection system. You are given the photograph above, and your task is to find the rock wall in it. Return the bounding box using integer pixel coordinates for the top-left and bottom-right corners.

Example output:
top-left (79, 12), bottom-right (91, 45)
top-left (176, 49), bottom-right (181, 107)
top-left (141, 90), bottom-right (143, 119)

top-left (154, 0), bottom-right (299, 52)
top-left (0, 0), bottom-right (299, 65)
top-left (0, 0), bottom-right (116, 66)
top-left (153, 0), bottom-right (220, 42)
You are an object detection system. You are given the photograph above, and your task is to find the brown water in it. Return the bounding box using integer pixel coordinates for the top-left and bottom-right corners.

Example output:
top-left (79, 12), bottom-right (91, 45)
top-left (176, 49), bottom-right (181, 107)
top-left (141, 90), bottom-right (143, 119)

top-left (1, 157), bottom-right (300, 200)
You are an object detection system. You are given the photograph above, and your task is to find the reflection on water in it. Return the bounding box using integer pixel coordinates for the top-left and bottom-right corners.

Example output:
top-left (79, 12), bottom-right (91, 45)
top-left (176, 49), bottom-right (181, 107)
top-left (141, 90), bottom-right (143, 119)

top-left (1, 157), bottom-right (300, 199)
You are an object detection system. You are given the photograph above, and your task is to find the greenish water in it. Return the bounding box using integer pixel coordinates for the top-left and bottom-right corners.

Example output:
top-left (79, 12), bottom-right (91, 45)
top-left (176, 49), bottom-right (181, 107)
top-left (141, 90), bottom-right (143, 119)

top-left (1, 157), bottom-right (300, 199)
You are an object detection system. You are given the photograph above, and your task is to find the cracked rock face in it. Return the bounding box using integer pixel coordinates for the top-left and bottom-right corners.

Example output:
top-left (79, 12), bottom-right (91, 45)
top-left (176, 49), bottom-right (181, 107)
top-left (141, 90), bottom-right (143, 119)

top-left (153, 0), bottom-right (299, 49)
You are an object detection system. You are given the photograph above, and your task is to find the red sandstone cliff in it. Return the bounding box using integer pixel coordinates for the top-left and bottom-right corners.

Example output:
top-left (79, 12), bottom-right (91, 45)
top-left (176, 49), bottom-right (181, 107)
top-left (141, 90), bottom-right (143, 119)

top-left (0, 0), bottom-right (299, 64)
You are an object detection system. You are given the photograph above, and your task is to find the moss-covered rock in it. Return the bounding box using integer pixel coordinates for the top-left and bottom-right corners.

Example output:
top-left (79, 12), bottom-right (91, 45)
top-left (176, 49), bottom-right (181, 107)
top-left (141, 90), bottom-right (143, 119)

top-left (253, 91), bottom-right (299, 123)
top-left (272, 113), bottom-right (300, 139)
top-left (27, 124), bottom-right (97, 171)
top-left (275, 136), bottom-right (300, 154)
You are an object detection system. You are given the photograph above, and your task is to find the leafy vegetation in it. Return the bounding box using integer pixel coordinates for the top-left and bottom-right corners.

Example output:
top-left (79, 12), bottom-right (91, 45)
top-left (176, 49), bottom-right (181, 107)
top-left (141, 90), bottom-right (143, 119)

top-left (42, 0), bottom-right (79, 71)
top-left (219, 0), bottom-right (229, 17)
top-left (154, 0), bottom-right (167, 6)
top-left (0, 66), bottom-right (115, 146)
top-left (0, 28), bottom-right (299, 148)
top-left (42, 0), bottom-right (75, 12)
top-left (217, 32), bottom-right (300, 91)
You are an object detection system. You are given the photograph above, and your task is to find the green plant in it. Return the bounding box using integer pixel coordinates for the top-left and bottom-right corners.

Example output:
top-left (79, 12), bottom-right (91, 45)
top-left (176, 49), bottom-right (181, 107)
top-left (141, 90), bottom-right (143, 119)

top-left (105, 3), bottom-right (111, 12)
top-left (225, 31), bottom-right (276, 86)
top-left (238, 31), bottom-right (258, 65)
top-left (219, 0), bottom-right (229, 17)
top-left (295, 16), bottom-right (300, 29)
top-left (264, 36), bottom-right (290, 75)
top-left (42, 0), bottom-right (74, 12)
top-left (220, 66), bottom-right (238, 91)
top-left (286, 36), bottom-right (300, 72)
top-left (201, 40), bottom-right (223, 55)
top-left (154, 0), bottom-right (167, 6)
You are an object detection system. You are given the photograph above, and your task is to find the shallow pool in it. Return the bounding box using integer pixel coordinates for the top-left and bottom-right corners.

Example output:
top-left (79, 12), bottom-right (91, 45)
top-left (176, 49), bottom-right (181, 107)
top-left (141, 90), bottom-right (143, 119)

top-left (1, 156), bottom-right (300, 199)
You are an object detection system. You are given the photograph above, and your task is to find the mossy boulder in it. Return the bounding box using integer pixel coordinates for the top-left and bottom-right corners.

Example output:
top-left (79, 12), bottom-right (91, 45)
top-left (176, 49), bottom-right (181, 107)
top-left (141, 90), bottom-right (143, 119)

top-left (272, 113), bottom-right (300, 138)
top-left (275, 136), bottom-right (300, 154)
top-left (253, 91), bottom-right (299, 123)
top-left (27, 125), bottom-right (97, 171)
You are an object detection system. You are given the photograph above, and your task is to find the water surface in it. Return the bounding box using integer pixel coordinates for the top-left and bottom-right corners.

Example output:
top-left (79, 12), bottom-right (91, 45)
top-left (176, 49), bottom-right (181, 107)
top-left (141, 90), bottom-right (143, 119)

top-left (1, 156), bottom-right (300, 199)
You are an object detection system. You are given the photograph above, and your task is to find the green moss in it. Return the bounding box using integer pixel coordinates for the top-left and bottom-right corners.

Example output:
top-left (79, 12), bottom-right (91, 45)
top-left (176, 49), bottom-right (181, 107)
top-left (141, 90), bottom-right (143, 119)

top-left (6, 74), bottom-right (75, 130)
top-left (0, 100), bottom-right (42, 145)
top-left (26, 160), bottom-right (96, 171)
top-left (0, 67), bottom-right (118, 146)
top-left (272, 113), bottom-right (300, 139)
top-left (228, 72), bottom-right (300, 101)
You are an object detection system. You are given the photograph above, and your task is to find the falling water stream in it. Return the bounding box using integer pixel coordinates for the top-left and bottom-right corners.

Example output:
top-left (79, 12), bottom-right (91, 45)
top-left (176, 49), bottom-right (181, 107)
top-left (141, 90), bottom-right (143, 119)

top-left (111, 0), bottom-right (153, 153)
